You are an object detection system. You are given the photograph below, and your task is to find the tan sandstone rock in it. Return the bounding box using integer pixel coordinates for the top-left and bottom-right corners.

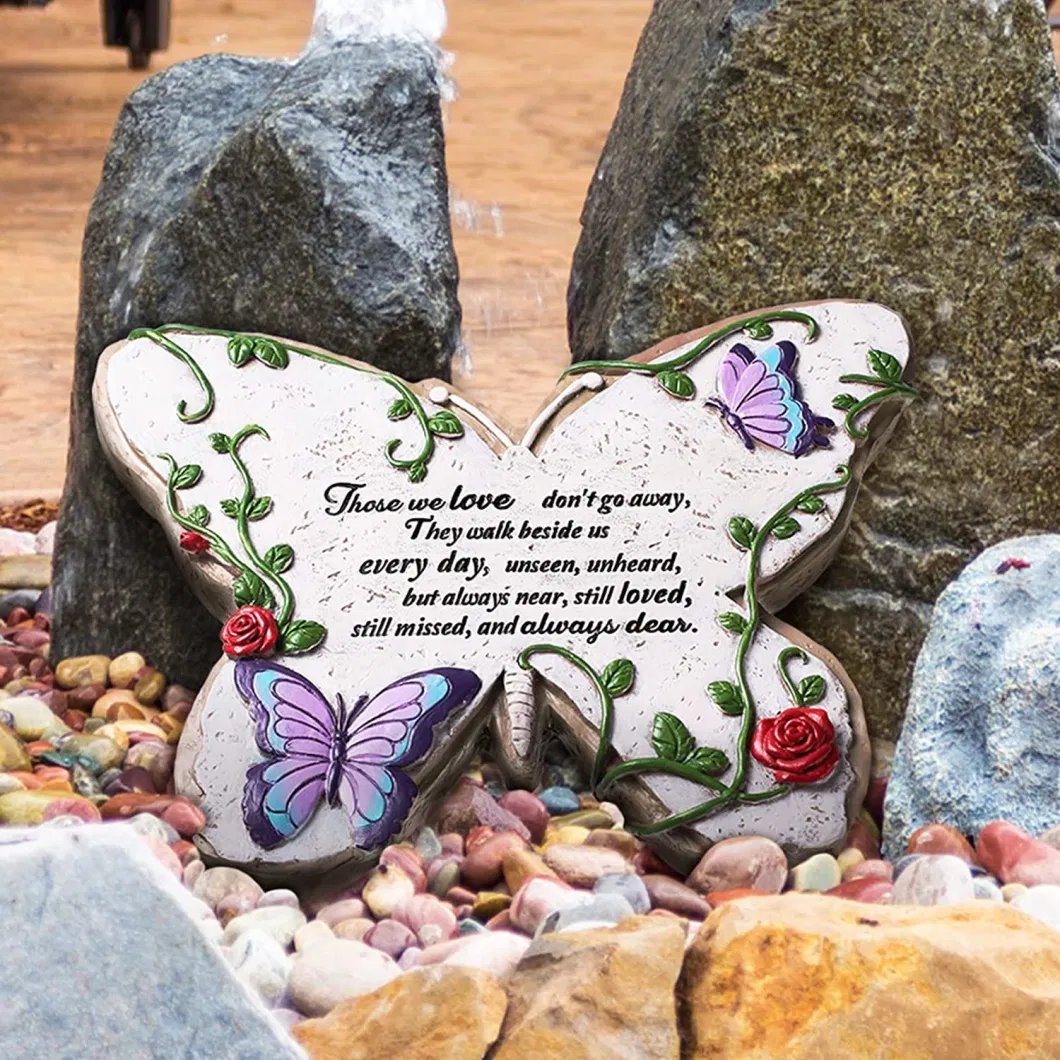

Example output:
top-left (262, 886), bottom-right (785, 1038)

top-left (292, 965), bottom-right (507, 1060)
top-left (680, 894), bottom-right (1060, 1059)
top-left (492, 916), bottom-right (684, 1060)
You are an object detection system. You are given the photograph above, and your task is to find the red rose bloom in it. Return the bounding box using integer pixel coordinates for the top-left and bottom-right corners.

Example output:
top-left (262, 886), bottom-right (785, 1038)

top-left (750, 706), bottom-right (839, 784)
top-left (180, 531), bottom-right (211, 554)
top-left (221, 605), bottom-right (279, 658)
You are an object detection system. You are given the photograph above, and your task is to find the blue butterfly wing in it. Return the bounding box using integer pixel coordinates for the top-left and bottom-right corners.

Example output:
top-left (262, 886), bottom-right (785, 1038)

top-left (725, 342), bottom-right (819, 455)
top-left (337, 668), bottom-right (481, 849)
top-left (235, 660), bottom-right (337, 849)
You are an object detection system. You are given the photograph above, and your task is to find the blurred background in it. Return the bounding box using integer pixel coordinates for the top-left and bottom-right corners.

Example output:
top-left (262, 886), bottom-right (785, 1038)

top-left (0, 1), bottom-right (1057, 498)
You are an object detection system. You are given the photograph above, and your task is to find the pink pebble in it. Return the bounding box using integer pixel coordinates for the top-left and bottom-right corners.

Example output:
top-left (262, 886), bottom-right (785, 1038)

top-left (160, 800), bottom-right (207, 838)
top-left (140, 835), bottom-right (183, 879)
top-left (315, 898), bottom-right (368, 928)
top-left (825, 878), bottom-right (893, 903)
top-left (977, 820), bottom-right (1060, 886)
top-left (392, 893), bottom-right (457, 947)
top-left (397, 946), bottom-right (424, 971)
top-left (42, 798), bottom-right (101, 824)
top-left (379, 844), bottom-right (427, 892)
top-left (844, 859), bottom-right (894, 883)
top-left (417, 937), bottom-right (472, 966)
top-left (509, 876), bottom-right (577, 934)
top-left (461, 831), bottom-right (528, 889)
top-left (364, 918), bottom-right (418, 959)
top-left (258, 889), bottom-right (301, 910)
top-left (439, 833), bottom-right (465, 857)
top-left (497, 790), bottom-right (550, 844)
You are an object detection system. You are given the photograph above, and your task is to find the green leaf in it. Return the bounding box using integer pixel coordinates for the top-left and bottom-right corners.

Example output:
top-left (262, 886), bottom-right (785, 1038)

top-left (772, 517), bottom-right (801, 540)
top-left (186, 504), bottom-right (210, 528)
top-left (728, 516), bottom-right (755, 550)
top-left (233, 570), bottom-right (274, 609)
top-left (252, 338), bottom-right (289, 370)
top-left (172, 464), bottom-right (202, 490)
top-left (832, 393), bottom-right (857, 411)
top-left (427, 410), bottom-right (465, 439)
top-left (227, 336), bottom-right (255, 367)
top-left (657, 370), bottom-right (696, 400)
top-left (601, 658), bottom-right (635, 698)
top-left (798, 675), bottom-right (826, 705)
top-left (686, 746), bottom-right (731, 776)
top-left (208, 432), bottom-right (232, 454)
top-left (407, 461), bottom-right (427, 484)
top-left (263, 544), bottom-right (294, 575)
top-left (795, 495), bottom-right (826, 514)
top-left (246, 496), bottom-right (273, 521)
top-left (718, 612), bottom-right (748, 635)
top-left (743, 319), bottom-right (774, 340)
top-left (868, 348), bottom-right (902, 382)
top-left (387, 397), bottom-right (413, 421)
top-left (219, 498), bottom-right (240, 519)
top-left (707, 680), bottom-right (744, 716)
top-left (651, 712), bottom-right (695, 764)
top-left (281, 619), bottom-right (327, 654)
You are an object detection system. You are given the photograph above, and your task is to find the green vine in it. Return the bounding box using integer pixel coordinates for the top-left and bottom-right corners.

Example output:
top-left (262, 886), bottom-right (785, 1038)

top-left (832, 349), bottom-right (920, 439)
top-left (560, 310), bottom-right (820, 401)
top-left (161, 425), bottom-right (326, 654)
top-left (134, 324), bottom-right (465, 482)
top-left (518, 464), bottom-right (852, 837)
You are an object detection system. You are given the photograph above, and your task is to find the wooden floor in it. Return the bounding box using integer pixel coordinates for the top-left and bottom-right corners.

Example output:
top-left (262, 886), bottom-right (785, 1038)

top-left (0, 2), bottom-right (1057, 495)
top-left (0, 0), bottom-right (652, 493)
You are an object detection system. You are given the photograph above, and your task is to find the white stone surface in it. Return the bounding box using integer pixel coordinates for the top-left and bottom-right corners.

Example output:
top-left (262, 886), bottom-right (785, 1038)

top-left (95, 301), bottom-right (910, 874)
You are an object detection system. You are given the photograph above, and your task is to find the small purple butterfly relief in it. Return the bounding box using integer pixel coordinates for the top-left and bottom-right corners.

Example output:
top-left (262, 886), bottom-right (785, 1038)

top-left (705, 341), bottom-right (834, 456)
top-left (235, 660), bottom-right (481, 850)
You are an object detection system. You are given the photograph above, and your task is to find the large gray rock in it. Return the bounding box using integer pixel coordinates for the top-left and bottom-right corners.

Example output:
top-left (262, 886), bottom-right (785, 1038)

top-left (0, 825), bottom-right (302, 1058)
top-left (52, 39), bottom-right (459, 685)
top-left (567, 0), bottom-right (1060, 739)
top-left (883, 536), bottom-right (1060, 859)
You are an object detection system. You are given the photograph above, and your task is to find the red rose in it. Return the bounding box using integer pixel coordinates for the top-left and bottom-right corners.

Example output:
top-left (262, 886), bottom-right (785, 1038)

top-left (750, 706), bottom-right (839, 784)
top-left (180, 531), bottom-right (211, 554)
top-left (221, 605), bottom-right (279, 658)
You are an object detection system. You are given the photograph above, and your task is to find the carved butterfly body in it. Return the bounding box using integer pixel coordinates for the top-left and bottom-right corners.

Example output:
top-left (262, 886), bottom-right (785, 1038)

top-left (93, 301), bottom-right (915, 879)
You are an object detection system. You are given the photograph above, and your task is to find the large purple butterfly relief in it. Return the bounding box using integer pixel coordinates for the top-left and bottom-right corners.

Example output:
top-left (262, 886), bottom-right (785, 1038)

top-left (705, 341), bottom-right (834, 456)
top-left (235, 660), bottom-right (481, 850)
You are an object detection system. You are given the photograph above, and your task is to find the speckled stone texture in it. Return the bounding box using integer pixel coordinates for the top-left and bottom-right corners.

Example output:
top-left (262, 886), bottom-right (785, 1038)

top-left (52, 39), bottom-right (459, 687)
top-left (883, 536), bottom-right (1060, 859)
top-left (0, 826), bottom-right (301, 1059)
top-left (568, 0), bottom-right (1060, 738)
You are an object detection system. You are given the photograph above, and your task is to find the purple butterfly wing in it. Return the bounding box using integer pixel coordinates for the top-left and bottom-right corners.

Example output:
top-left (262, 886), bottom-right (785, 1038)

top-left (337, 668), bottom-right (481, 849)
top-left (715, 342), bottom-right (824, 455)
top-left (235, 660), bottom-right (337, 849)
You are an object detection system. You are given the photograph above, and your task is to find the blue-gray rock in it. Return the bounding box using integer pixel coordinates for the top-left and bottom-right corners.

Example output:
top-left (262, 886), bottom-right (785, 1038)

top-left (593, 872), bottom-right (651, 915)
top-left (538, 787), bottom-right (581, 815)
top-left (0, 590), bottom-right (40, 620)
top-left (537, 893), bottom-right (636, 936)
top-left (0, 825), bottom-right (300, 1058)
top-left (884, 536), bottom-right (1060, 858)
top-left (51, 37), bottom-right (459, 687)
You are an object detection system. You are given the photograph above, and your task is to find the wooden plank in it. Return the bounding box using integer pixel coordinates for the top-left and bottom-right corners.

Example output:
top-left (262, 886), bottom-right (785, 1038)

top-left (0, 0), bottom-right (651, 494)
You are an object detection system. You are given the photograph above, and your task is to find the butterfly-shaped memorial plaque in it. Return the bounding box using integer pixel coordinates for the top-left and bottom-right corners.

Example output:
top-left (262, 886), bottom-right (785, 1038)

top-left (94, 300), bottom-right (915, 880)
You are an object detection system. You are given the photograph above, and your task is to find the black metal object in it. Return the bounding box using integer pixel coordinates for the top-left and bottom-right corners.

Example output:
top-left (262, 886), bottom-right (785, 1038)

top-left (101, 0), bottom-right (171, 70)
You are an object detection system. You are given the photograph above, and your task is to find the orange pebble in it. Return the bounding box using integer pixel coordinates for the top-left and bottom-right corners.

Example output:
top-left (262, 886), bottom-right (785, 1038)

top-left (24, 741), bottom-right (56, 758)
top-left (704, 888), bottom-right (770, 909)
top-left (40, 779), bottom-right (74, 793)
top-left (8, 771), bottom-right (44, 790)
top-left (33, 766), bottom-right (70, 782)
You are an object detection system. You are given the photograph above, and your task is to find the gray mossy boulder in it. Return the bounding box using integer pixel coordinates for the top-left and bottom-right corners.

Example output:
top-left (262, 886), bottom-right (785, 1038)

top-left (568, 0), bottom-right (1060, 738)
top-left (883, 536), bottom-right (1060, 859)
top-left (51, 38), bottom-right (459, 686)
top-left (0, 825), bottom-right (302, 1058)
